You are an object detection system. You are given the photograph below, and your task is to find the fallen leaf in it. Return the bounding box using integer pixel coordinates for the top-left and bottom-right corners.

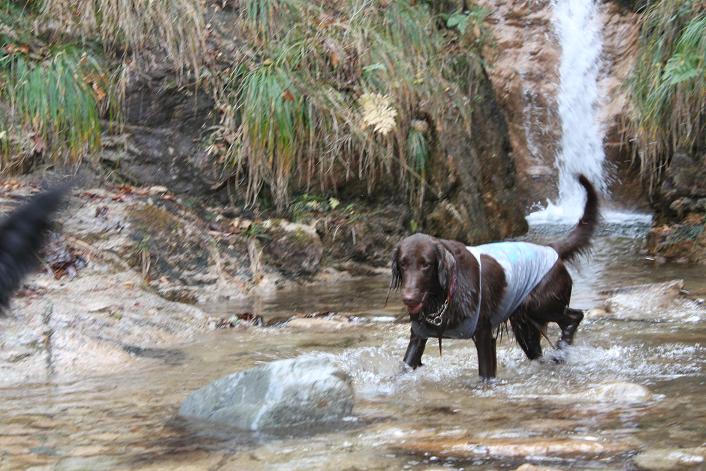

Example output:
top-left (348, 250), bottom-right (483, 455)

top-left (282, 89), bottom-right (295, 102)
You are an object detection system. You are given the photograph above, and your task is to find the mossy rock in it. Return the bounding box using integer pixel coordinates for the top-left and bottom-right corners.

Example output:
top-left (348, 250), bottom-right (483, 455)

top-left (262, 222), bottom-right (323, 277)
top-left (126, 203), bottom-right (211, 284)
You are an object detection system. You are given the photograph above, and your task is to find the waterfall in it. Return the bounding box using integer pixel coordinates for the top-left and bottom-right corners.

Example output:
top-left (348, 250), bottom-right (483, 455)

top-left (526, 0), bottom-right (651, 225)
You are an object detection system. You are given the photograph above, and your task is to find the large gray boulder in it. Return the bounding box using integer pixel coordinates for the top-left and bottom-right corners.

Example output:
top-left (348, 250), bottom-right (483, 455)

top-left (179, 356), bottom-right (354, 431)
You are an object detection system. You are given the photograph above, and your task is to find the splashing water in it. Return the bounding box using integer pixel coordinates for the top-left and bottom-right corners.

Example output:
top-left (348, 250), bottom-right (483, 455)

top-left (526, 0), bottom-right (650, 225)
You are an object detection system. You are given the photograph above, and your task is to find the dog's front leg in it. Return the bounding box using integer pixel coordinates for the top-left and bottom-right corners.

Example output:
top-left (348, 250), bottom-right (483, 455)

top-left (557, 307), bottom-right (584, 348)
top-left (403, 329), bottom-right (427, 369)
top-left (474, 326), bottom-right (497, 379)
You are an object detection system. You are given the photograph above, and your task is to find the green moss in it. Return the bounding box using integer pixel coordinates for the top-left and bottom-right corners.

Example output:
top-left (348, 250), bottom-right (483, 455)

top-left (291, 228), bottom-right (311, 245)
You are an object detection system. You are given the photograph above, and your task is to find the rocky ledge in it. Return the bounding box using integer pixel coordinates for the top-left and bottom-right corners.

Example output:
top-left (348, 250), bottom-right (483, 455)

top-left (0, 181), bottom-right (402, 385)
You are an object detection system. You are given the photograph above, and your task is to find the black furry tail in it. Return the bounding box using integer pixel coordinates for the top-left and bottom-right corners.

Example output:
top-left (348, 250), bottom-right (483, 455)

top-left (551, 175), bottom-right (600, 262)
top-left (0, 185), bottom-right (70, 311)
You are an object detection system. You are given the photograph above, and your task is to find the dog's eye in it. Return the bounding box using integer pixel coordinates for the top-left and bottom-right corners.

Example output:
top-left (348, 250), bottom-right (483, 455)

top-left (421, 261), bottom-right (430, 269)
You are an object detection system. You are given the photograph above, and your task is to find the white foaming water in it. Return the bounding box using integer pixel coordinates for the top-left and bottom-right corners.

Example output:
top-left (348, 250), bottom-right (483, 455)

top-left (526, 0), bottom-right (651, 226)
top-left (333, 336), bottom-right (704, 400)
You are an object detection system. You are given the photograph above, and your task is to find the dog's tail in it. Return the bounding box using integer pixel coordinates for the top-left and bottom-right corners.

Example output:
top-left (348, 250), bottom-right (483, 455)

top-left (0, 184), bottom-right (70, 311)
top-left (551, 175), bottom-right (600, 263)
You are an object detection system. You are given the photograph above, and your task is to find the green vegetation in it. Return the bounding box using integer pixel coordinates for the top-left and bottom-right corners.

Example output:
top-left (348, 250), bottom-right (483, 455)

top-left (210, 0), bottom-right (487, 212)
top-left (289, 193), bottom-right (342, 221)
top-left (0, 42), bottom-right (113, 170)
top-left (2, 0), bottom-right (486, 215)
top-left (627, 0), bottom-right (705, 190)
top-left (0, 0), bottom-right (205, 170)
top-left (406, 121), bottom-right (431, 210)
top-left (244, 222), bottom-right (268, 240)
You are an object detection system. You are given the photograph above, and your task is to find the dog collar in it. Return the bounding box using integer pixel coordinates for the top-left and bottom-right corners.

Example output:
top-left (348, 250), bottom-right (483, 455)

top-left (422, 297), bottom-right (449, 326)
top-left (421, 248), bottom-right (481, 329)
top-left (422, 254), bottom-right (458, 326)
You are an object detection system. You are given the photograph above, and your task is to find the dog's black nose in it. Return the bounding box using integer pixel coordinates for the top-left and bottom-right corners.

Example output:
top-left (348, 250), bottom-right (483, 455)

top-left (402, 291), bottom-right (419, 306)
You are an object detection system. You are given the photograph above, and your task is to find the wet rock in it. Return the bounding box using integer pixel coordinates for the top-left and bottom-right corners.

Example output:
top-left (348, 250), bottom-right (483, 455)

top-left (514, 465), bottom-right (563, 471)
top-left (603, 280), bottom-right (684, 317)
top-left (476, 0), bottom-right (561, 206)
top-left (646, 151), bottom-right (706, 264)
top-left (633, 447), bottom-right (706, 470)
top-left (262, 221), bottom-right (323, 277)
top-left (645, 216), bottom-right (706, 265)
top-left (659, 153), bottom-right (706, 203)
top-left (61, 187), bottom-right (253, 303)
top-left (315, 204), bottom-right (409, 267)
top-left (476, 0), bottom-right (647, 209)
top-left (1, 266), bottom-right (209, 385)
top-left (396, 436), bottom-right (634, 459)
top-left (598, 2), bottom-right (649, 208)
top-left (286, 317), bottom-right (355, 332)
top-left (179, 356), bottom-right (354, 431)
top-left (585, 307), bottom-right (609, 319)
top-left (425, 69), bottom-right (528, 243)
top-left (101, 65), bottom-right (216, 197)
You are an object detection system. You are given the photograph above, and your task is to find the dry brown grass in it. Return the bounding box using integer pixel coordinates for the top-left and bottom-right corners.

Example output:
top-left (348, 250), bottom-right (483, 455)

top-left (208, 0), bottom-right (486, 212)
top-left (40, 0), bottom-right (206, 77)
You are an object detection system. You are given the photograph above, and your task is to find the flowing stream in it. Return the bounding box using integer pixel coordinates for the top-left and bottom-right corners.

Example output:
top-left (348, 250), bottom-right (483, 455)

top-left (1, 222), bottom-right (704, 470)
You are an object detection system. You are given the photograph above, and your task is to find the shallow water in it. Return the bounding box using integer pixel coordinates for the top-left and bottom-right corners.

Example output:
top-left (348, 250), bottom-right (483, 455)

top-left (1, 223), bottom-right (704, 470)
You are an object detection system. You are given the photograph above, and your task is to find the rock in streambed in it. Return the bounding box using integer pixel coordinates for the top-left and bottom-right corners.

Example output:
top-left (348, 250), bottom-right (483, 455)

top-left (179, 355), bottom-right (354, 431)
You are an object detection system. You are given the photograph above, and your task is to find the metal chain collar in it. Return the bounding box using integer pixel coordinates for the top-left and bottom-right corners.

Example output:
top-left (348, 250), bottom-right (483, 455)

top-left (422, 248), bottom-right (483, 329)
top-left (423, 298), bottom-right (449, 326)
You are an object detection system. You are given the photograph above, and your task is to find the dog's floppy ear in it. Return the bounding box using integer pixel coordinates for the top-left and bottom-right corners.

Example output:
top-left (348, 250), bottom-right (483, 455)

top-left (436, 242), bottom-right (456, 293)
top-left (390, 243), bottom-right (401, 289)
top-left (385, 244), bottom-right (401, 307)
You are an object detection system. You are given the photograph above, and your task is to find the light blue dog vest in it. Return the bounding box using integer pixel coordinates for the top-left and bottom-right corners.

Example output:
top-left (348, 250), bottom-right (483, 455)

top-left (411, 242), bottom-right (558, 339)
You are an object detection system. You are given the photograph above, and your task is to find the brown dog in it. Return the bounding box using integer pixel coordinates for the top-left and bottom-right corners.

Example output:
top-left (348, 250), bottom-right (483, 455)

top-left (391, 175), bottom-right (599, 379)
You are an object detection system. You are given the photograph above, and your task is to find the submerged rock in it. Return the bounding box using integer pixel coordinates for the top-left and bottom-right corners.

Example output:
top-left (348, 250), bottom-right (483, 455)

top-left (603, 280), bottom-right (684, 318)
top-left (285, 317), bottom-right (354, 332)
top-left (540, 382), bottom-right (653, 406)
top-left (633, 447), bottom-right (706, 470)
top-left (589, 382), bottom-right (653, 403)
top-left (584, 307), bottom-right (609, 319)
top-left (396, 436), bottom-right (634, 460)
top-left (514, 465), bottom-right (563, 471)
top-left (179, 356), bottom-right (354, 431)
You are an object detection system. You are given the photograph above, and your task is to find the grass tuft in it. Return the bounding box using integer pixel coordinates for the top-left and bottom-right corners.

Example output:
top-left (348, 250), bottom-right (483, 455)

top-left (626, 0), bottom-right (705, 191)
top-left (0, 40), bottom-right (114, 170)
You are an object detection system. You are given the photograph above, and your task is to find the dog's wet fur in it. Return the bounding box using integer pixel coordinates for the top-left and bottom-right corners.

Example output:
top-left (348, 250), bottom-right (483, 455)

top-left (391, 175), bottom-right (599, 379)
